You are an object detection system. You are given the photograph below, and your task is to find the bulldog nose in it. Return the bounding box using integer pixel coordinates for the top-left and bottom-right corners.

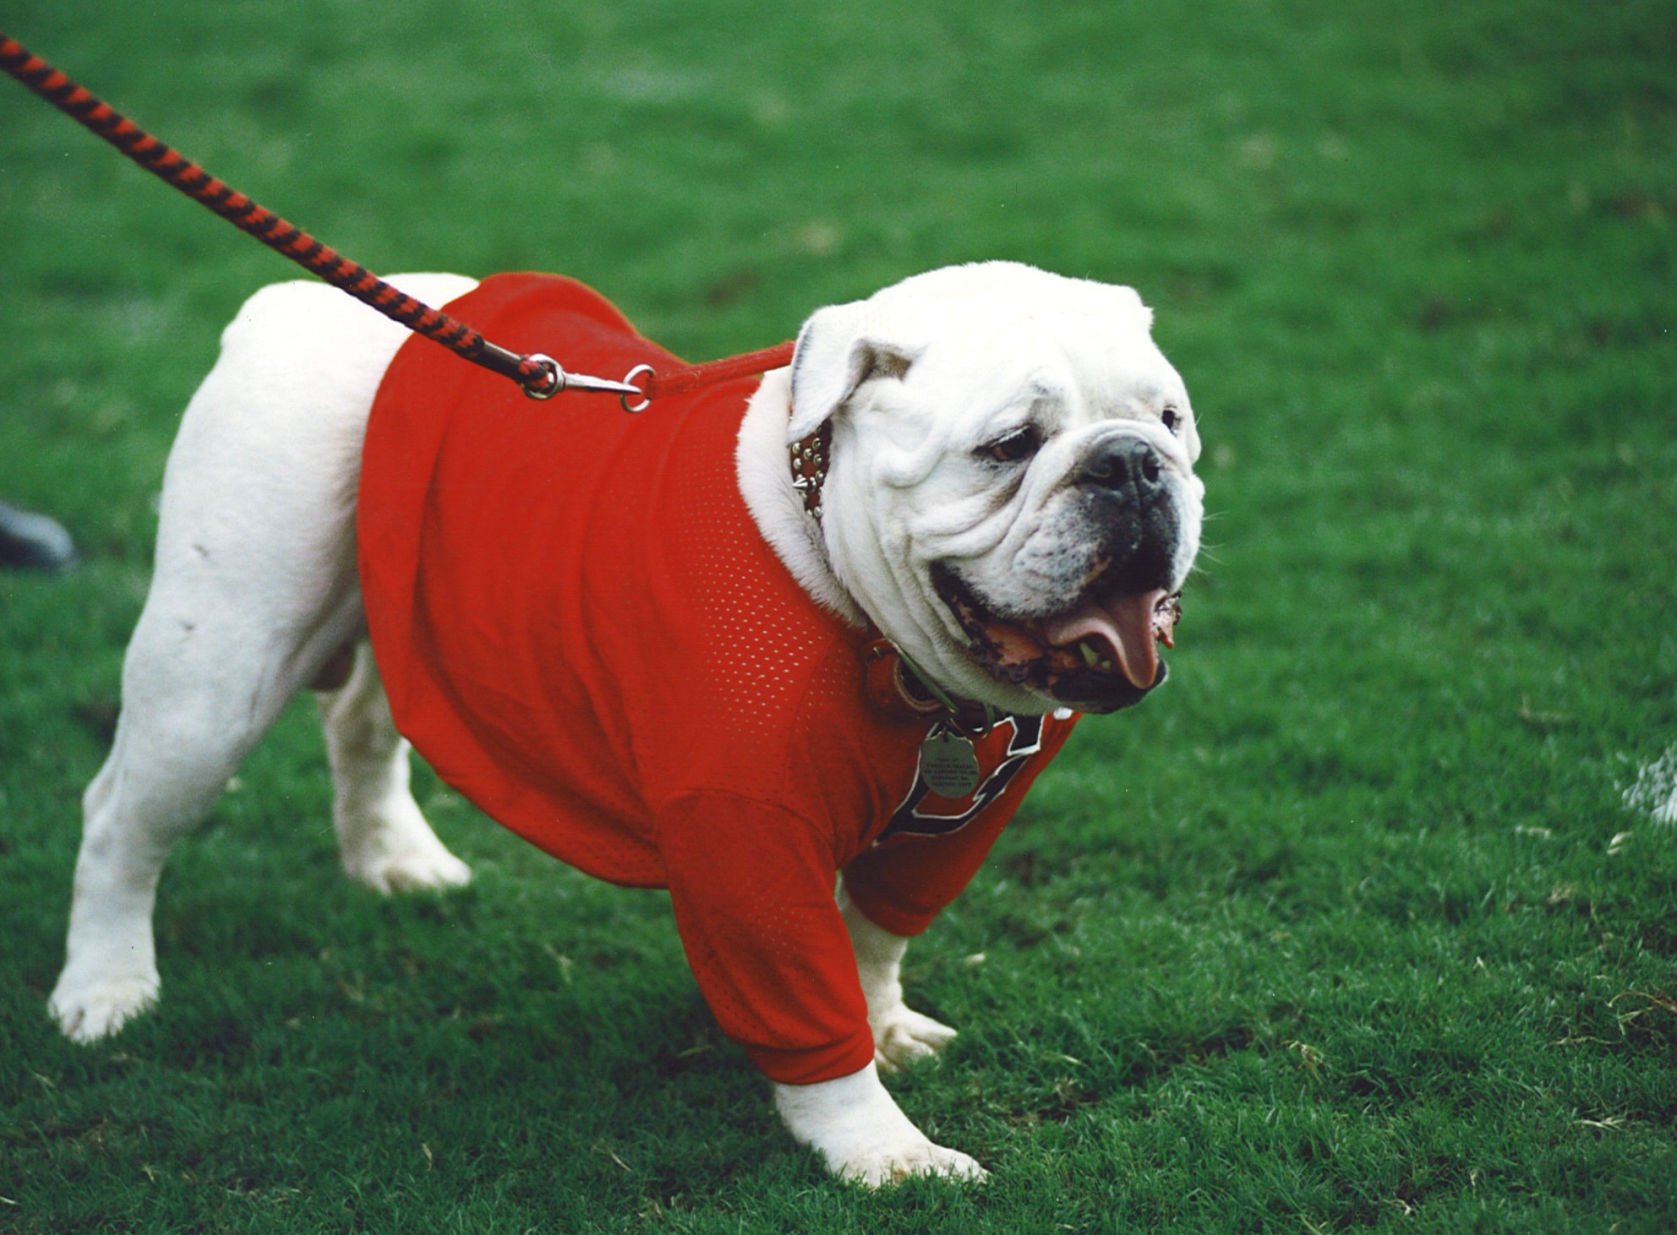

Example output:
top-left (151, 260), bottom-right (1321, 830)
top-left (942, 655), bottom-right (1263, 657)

top-left (1081, 437), bottom-right (1163, 494)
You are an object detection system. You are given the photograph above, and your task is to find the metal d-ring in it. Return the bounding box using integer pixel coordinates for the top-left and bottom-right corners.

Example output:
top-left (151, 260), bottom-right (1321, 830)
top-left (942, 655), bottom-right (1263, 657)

top-left (620, 364), bottom-right (655, 413)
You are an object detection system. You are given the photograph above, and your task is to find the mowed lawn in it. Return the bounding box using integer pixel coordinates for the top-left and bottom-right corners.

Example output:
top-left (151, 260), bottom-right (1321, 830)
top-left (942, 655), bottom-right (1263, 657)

top-left (2, 2), bottom-right (1674, 1232)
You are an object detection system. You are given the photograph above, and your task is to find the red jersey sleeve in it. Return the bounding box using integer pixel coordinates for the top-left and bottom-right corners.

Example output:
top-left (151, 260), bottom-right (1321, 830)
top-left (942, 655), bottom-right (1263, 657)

top-left (839, 812), bottom-right (1015, 940)
top-left (653, 790), bottom-right (876, 1086)
top-left (841, 713), bottom-right (1078, 938)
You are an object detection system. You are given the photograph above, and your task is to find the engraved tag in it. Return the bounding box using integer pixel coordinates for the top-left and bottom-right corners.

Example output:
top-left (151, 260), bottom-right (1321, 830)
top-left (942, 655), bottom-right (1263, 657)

top-left (920, 727), bottom-right (980, 798)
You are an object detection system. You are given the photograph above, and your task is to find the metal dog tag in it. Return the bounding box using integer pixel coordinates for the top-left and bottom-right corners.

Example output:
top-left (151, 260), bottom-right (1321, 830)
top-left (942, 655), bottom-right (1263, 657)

top-left (920, 727), bottom-right (980, 798)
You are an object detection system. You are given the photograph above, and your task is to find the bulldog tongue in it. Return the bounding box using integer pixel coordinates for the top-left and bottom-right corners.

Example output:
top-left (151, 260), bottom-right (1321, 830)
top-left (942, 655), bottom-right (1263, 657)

top-left (1043, 589), bottom-right (1166, 690)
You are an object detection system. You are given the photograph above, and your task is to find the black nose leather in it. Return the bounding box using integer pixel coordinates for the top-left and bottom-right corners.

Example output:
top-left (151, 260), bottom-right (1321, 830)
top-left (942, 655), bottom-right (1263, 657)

top-left (1081, 437), bottom-right (1163, 493)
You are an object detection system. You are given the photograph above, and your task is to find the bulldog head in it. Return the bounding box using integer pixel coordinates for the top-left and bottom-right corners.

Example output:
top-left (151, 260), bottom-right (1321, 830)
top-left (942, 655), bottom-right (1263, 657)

top-left (759, 262), bottom-right (1203, 716)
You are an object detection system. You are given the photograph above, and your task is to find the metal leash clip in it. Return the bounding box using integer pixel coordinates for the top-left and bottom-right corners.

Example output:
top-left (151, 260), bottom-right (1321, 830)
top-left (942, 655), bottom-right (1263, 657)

top-left (520, 353), bottom-right (648, 403)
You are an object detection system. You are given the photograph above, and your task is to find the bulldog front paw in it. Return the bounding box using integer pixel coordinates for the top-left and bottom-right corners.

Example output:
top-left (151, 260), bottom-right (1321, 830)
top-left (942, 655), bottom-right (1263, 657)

top-left (774, 1060), bottom-right (987, 1188)
top-left (49, 970), bottom-right (159, 1043)
top-left (832, 1137), bottom-right (989, 1187)
top-left (872, 1004), bottom-right (958, 1072)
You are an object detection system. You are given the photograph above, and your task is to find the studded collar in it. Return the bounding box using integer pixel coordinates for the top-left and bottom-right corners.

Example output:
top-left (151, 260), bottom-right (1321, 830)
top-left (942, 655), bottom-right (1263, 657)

top-left (788, 421), bottom-right (832, 522)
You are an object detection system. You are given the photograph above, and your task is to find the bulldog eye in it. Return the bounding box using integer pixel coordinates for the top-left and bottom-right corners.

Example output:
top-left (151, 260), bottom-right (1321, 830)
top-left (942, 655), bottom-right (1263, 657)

top-left (984, 426), bottom-right (1041, 464)
top-left (1160, 407), bottom-right (1182, 436)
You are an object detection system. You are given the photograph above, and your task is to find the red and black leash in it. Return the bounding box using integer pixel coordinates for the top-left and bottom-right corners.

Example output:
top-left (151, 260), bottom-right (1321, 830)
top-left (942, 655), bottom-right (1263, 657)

top-left (0, 31), bottom-right (794, 406)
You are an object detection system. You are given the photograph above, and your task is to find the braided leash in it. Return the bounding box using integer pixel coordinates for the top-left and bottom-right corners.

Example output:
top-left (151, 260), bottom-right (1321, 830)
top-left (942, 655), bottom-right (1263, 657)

top-left (1, 31), bottom-right (795, 407)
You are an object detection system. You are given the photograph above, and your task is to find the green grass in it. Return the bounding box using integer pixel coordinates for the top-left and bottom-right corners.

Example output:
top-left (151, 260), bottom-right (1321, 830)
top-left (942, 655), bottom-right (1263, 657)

top-left (3, 1), bottom-right (1675, 1231)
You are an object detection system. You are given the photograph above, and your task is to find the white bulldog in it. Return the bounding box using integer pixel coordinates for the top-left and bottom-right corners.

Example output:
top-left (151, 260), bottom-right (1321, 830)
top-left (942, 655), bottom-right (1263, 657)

top-left (48, 261), bottom-right (1202, 1185)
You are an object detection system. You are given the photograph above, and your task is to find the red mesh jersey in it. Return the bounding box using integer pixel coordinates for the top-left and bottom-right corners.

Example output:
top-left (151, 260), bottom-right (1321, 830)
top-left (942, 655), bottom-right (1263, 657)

top-left (358, 274), bottom-right (1077, 1083)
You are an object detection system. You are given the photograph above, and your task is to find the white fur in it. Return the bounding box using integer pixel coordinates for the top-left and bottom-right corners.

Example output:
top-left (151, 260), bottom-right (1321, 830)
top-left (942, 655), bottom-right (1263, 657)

top-left (839, 882), bottom-right (960, 1071)
top-left (49, 273), bottom-right (476, 1044)
top-left (736, 368), bottom-right (864, 625)
top-left (48, 262), bottom-right (1199, 1186)
top-left (774, 1060), bottom-right (985, 1186)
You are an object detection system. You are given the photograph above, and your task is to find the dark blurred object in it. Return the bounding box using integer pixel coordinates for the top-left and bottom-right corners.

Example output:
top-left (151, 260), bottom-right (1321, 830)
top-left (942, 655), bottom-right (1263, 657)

top-left (0, 500), bottom-right (78, 571)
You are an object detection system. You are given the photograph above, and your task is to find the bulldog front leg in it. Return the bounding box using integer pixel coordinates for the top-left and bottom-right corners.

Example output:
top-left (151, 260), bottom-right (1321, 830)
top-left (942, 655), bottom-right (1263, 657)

top-left (838, 881), bottom-right (959, 1070)
top-left (773, 1061), bottom-right (986, 1185)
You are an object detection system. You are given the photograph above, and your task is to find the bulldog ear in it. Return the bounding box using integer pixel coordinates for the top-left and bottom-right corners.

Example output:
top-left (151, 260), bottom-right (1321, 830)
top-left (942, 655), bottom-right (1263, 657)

top-left (787, 302), bottom-right (917, 441)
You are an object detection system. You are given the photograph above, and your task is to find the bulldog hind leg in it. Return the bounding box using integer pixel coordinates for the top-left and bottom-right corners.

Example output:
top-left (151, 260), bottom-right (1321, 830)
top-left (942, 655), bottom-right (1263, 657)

top-left (50, 273), bottom-right (479, 1044)
top-left (49, 607), bottom-right (303, 1042)
top-left (314, 642), bottom-right (470, 894)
